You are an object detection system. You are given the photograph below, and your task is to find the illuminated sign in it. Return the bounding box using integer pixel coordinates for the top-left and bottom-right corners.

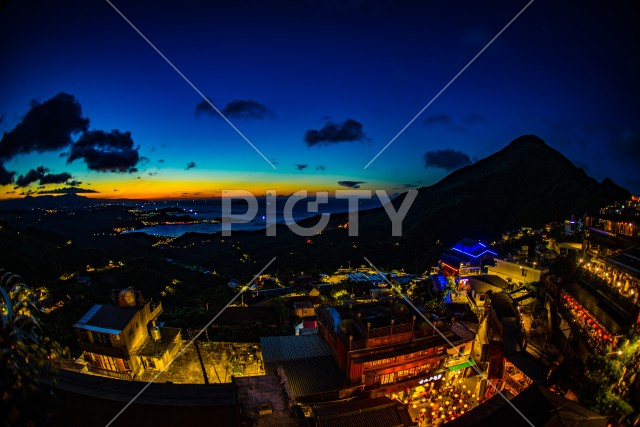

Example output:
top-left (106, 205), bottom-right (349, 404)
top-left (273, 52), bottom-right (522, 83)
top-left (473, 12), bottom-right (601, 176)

top-left (418, 373), bottom-right (443, 385)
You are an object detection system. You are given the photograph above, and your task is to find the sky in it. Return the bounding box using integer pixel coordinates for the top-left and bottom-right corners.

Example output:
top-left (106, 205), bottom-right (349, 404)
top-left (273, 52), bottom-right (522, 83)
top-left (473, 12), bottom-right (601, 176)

top-left (1, 0), bottom-right (638, 199)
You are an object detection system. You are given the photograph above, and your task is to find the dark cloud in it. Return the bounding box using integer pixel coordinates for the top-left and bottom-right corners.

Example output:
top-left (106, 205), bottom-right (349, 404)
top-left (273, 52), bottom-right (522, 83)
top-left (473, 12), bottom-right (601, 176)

top-left (66, 180), bottom-right (82, 187)
top-left (295, 164), bottom-right (308, 170)
top-left (423, 113), bottom-right (452, 126)
top-left (463, 113), bottom-right (487, 126)
top-left (305, 118), bottom-right (368, 146)
top-left (424, 113), bottom-right (469, 133)
top-left (0, 92), bottom-right (89, 160)
top-left (14, 166), bottom-right (74, 187)
top-left (67, 130), bottom-right (140, 173)
top-left (157, 159), bottom-right (165, 163)
top-left (15, 166), bottom-right (48, 187)
top-left (185, 161), bottom-right (196, 170)
top-left (316, 165), bottom-right (326, 171)
top-left (37, 187), bottom-right (98, 194)
top-left (39, 171), bottom-right (73, 185)
top-left (338, 180), bottom-right (366, 189)
top-left (423, 149), bottom-right (472, 171)
top-left (0, 162), bottom-right (15, 185)
top-left (196, 98), bottom-right (274, 119)
top-left (139, 156), bottom-right (150, 165)
top-left (148, 171), bottom-right (158, 176)
top-left (399, 183), bottom-right (419, 189)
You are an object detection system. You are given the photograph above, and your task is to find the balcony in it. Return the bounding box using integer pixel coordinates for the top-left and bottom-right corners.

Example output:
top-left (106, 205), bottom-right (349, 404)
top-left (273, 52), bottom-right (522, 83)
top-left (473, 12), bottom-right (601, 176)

top-left (79, 340), bottom-right (129, 358)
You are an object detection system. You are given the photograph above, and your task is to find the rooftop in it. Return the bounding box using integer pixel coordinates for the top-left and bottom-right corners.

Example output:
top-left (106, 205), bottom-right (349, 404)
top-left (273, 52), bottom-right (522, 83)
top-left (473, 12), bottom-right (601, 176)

top-left (74, 304), bottom-right (141, 334)
top-left (446, 384), bottom-right (606, 427)
top-left (135, 327), bottom-right (181, 358)
top-left (313, 396), bottom-right (414, 427)
top-left (261, 334), bottom-right (344, 398)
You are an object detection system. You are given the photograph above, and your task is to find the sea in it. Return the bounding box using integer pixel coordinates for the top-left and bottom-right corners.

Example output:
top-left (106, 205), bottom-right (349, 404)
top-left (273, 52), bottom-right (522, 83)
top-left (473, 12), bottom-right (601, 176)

top-left (125, 196), bottom-right (385, 237)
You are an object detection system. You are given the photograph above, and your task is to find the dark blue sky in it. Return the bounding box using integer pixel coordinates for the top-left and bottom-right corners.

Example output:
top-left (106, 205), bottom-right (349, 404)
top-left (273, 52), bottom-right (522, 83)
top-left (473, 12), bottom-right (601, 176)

top-left (1, 0), bottom-right (638, 198)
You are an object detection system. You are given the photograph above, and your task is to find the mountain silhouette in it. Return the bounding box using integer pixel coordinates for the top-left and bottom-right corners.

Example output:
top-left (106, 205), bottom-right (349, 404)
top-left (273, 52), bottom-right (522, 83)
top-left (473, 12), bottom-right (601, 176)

top-left (359, 134), bottom-right (629, 246)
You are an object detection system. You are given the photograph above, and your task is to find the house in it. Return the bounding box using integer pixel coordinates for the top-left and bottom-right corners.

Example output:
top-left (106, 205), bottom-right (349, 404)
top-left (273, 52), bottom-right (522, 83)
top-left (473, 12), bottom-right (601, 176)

top-left (460, 275), bottom-right (508, 308)
top-left (486, 258), bottom-right (548, 286)
top-left (441, 239), bottom-right (497, 276)
top-left (74, 287), bottom-right (181, 379)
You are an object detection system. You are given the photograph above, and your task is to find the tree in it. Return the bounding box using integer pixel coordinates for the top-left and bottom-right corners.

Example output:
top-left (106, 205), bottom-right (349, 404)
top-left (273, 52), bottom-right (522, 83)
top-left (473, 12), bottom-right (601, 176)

top-left (1, 270), bottom-right (67, 426)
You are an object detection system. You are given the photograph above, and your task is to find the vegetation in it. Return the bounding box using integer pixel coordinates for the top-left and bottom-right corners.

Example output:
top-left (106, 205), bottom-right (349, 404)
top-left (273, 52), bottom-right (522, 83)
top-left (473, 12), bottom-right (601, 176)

top-left (1, 270), bottom-right (67, 426)
top-left (580, 350), bottom-right (635, 422)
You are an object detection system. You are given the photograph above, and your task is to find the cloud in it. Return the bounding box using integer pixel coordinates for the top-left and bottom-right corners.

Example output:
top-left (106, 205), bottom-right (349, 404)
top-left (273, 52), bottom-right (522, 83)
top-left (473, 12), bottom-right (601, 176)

top-left (463, 113), bottom-right (486, 126)
top-left (67, 130), bottom-right (140, 173)
top-left (423, 113), bottom-right (471, 133)
top-left (157, 159), bottom-right (165, 163)
top-left (338, 180), bottom-right (366, 189)
top-left (40, 171), bottom-right (73, 185)
top-left (37, 187), bottom-right (98, 194)
top-left (0, 92), bottom-right (89, 160)
top-left (14, 166), bottom-right (75, 187)
top-left (185, 161), bottom-right (196, 170)
top-left (196, 98), bottom-right (274, 119)
top-left (148, 171), bottom-right (158, 176)
top-left (15, 166), bottom-right (48, 187)
top-left (0, 162), bottom-right (15, 185)
top-left (305, 118), bottom-right (368, 146)
top-left (423, 113), bottom-right (452, 126)
top-left (295, 163), bottom-right (308, 170)
top-left (66, 180), bottom-right (82, 186)
top-left (423, 149), bottom-right (472, 171)
top-left (316, 165), bottom-right (326, 171)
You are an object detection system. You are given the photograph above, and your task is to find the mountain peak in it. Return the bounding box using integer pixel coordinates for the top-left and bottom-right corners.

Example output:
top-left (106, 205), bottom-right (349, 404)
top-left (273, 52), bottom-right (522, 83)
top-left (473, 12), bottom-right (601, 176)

top-left (506, 134), bottom-right (547, 149)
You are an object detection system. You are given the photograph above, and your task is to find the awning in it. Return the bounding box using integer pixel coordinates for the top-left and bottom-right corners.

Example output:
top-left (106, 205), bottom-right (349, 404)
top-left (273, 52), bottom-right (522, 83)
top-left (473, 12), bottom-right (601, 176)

top-left (448, 360), bottom-right (475, 372)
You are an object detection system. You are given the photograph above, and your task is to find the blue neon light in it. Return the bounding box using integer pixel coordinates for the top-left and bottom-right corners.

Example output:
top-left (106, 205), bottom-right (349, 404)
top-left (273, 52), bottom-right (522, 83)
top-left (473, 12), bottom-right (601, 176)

top-left (451, 246), bottom-right (497, 258)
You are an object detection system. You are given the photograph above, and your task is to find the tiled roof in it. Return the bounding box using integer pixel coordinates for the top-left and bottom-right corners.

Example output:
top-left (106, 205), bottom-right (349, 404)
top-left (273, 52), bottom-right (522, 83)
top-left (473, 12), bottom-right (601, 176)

top-left (314, 397), bottom-right (414, 427)
top-left (260, 334), bottom-right (333, 362)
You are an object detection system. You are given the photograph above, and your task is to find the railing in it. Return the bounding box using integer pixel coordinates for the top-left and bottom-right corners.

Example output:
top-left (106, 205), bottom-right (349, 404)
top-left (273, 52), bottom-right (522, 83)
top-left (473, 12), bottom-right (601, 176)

top-left (79, 341), bottom-right (129, 358)
top-left (86, 365), bottom-right (133, 380)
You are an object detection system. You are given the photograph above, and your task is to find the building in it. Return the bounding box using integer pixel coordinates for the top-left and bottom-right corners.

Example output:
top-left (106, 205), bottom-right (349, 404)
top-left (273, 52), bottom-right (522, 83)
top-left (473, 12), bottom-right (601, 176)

top-left (317, 301), bottom-right (475, 397)
top-left (440, 239), bottom-right (497, 276)
top-left (446, 384), bottom-right (606, 427)
top-left (584, 196), bottom-right (640, 257)
top-left (486, 258), bottom-right (548, 287)
top-left (460, 275), bottom-right (509, 308)
top-left (74, 287), bottom-right (181, 379)
top-left (311, 396), bottom-right (414, 427)
top-left (260, 334), bottom-right (346, 403)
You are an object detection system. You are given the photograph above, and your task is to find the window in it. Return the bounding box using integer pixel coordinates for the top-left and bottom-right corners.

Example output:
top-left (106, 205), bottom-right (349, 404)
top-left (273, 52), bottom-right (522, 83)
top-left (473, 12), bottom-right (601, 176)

top-left (374, 372), bottom-right (395, 385)
top-left (369, 357), bottom-right (395, 367)
top-left (93, 332), bottom-right (112, 347)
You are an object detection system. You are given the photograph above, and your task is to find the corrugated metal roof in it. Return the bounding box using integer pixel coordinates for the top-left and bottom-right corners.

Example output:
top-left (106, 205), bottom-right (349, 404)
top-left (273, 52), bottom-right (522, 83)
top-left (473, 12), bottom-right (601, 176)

top-left (267, 355), bottom-right (345, 397)
top-left (260, 334), bottom-right (333, 362)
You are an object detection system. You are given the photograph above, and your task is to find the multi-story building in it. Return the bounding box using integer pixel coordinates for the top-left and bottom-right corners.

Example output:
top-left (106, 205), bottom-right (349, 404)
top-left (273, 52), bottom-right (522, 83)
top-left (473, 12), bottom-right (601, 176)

top-left (74, 287), bottom-right (181, 379)
top-left (317, 301), bottom-right (475, 397)
top-left (486, 257), bottom-right (548, 287)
